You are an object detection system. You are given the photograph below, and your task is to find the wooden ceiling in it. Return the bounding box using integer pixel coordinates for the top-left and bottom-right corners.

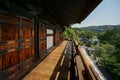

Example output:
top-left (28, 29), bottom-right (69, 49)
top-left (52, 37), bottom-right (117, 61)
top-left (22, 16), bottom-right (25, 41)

top-left (1, 0), bottom-right (102, 26)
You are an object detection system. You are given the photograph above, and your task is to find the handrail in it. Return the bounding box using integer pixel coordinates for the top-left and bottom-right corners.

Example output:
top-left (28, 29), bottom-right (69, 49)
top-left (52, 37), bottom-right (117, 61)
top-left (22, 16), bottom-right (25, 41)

top-left (77, 46), bottom-right (96, 80)
top-left (73, 38), bottom-right (103, 80)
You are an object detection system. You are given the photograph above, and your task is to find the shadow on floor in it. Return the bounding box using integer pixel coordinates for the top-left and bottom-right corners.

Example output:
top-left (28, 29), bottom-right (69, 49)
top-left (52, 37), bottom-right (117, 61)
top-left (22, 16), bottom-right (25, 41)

top-left (50, 41), bottom-right (75, 80)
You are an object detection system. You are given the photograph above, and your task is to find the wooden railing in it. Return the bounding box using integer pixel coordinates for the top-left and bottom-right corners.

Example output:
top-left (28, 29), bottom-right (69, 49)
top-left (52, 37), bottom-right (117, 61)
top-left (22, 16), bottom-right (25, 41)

top-left (73, 39), bottom-right (104, 80)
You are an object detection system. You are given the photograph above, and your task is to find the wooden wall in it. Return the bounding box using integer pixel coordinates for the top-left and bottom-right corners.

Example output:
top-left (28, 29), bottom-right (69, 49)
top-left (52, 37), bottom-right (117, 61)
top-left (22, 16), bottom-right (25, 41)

top-left (38, 23), bottom-right (47, 61)
top-left (55, 30), bottom-right (59, 45)
top-left (0, 13), bottom-right (64, 79)
top-left (0, 13), bottom-right (34, 80)
top-left (54, 28), bottom-right (63, 46)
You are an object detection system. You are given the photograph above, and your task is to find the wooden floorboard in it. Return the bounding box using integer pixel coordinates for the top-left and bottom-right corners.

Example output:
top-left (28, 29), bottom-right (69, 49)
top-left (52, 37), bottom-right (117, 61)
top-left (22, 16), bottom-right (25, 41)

top-left (23, 41), bottom-right (68, 80)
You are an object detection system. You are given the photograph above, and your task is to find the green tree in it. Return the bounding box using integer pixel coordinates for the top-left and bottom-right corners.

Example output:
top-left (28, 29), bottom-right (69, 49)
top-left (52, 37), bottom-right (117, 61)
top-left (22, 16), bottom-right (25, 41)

top-left (101, 44), bottom-right (116, 54)
top-left (94, 45), bottom-right (106, 58)
top-left (63, 27), bottom-right (75, 39)
top-left (63, 27), bottom-right (84, 45)
top-left (98, 29), bottom-right (120, 49)
top-left (112, 67), bottom-right (120, 80)
top-left (95, 44), bottom-right (116, 67)
top-left (101, 52), bottom-right (116, 72)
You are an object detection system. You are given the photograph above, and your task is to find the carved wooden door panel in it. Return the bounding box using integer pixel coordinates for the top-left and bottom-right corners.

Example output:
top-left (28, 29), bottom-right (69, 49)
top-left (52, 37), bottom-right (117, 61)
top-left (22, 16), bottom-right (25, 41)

top-left (38, 23), bottom-right (47, 60)
top-left (0, 14), bottom-right (34, 80)
top-left (0, 14), bottom-right (20, 79)
top-left (20, 18), bottom-right (34, 70)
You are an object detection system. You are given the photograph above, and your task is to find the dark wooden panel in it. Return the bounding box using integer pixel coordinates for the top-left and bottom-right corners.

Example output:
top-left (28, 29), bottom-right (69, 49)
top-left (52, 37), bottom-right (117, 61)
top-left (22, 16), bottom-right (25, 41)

top-left (0, 55), bottom-right (2, 72)
top-left (8, 71), bottom-right (17, 80)
top-left (39, 27), bottom-right (43, 39)
top-left (23, 57), bottom-right (33, 69)
top-left (39, 40), bottom-right (46, 52)
top-left (39, 41), bottom-right (43, 51)
top-left (0, 64), bottom-right (20, 79)
top-left (22, 40), bottom-right (31, 47)
top-left (22, 19), bottom-right (32, 27)
top-left (38, 23), bottom-right (47, 60)
top-left (43, 28), bottom-right (46, 39)
top-left (39, 24), bottom-right (47, 52)
top-left (0, 14), bottom-right (18, 25)
top-left (0, 43), bottom-right (18, 50)
top-left (39, 41), bottom-right (42, 51)
top-left (44, 41), bottom-right (46, 50)
top-left (39, 26), bottom-right (46, 39)
top-left (0, 13), bottom-right (34, 79)
top-left (20, 47), bottom-right (33, 61)
top-left (7, 64), bottom-right (20, 80)
top-left (2, 51), bottom-right (19, 70)
top-left (21, 19), bottom-right (32, 39)
top-left (54, 31), bottom-right (60, 45)
top-left (0, 23), bottom-right (19, 42)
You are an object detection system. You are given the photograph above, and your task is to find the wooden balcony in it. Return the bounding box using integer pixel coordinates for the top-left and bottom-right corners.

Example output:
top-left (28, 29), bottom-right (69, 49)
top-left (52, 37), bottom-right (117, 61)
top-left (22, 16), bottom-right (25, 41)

top-left (0, 0), bottom-right (103, 79)
top-left (22, 40), bottom-right (104, 80)
top-left (23, 41), bottom-right (72, 80)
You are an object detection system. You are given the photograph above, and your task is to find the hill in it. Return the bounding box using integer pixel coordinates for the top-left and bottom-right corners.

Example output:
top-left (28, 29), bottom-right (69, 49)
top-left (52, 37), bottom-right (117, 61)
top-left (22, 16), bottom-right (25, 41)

top-left (77, 25), bottom-right (120, 33)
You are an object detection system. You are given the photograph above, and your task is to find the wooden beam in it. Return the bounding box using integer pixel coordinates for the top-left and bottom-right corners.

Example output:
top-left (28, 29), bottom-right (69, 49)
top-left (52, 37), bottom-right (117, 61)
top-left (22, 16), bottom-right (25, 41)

top-left (0, 24), bottom-right (1, 41)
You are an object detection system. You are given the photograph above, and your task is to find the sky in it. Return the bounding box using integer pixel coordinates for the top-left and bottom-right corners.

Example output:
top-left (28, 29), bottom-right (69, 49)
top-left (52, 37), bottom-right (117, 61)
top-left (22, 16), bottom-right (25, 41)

top-left (72, 0), bottom-right (120, 28)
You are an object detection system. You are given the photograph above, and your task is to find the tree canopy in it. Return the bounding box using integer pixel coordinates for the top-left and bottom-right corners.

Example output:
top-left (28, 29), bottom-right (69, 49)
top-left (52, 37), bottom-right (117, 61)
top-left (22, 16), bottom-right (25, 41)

top-left (63, 26), bottom-right (120, 80)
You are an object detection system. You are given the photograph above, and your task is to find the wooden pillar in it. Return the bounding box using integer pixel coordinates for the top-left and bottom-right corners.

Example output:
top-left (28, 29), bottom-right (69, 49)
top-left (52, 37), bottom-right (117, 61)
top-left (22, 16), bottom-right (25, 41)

top-left (18, 17), bottom-right (23, 70)
top-left (0, 23), bottom-right (2, 72)
top-left (31, 19), bottom-right (34, 59)
top-left (33, 16), bottom-right (39, 62)
top-left (0, 24), bottom-right (1, 41)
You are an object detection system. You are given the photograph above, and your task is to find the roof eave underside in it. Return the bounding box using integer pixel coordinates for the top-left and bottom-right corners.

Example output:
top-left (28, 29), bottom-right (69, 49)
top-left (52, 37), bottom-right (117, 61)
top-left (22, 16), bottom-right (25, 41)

top-left (1, 0), bottom-right (102, 26)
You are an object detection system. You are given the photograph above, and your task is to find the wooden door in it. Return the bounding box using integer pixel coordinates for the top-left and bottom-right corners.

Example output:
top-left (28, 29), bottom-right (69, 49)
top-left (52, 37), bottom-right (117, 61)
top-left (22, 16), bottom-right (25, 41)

top-left (38, 23), bottom-right (47, 60)
top-left (20, 18), bottom-right (34, 69)
top-left (54, 30), bottom-right (60, 45)
top-left (0, 14), bottom-right (34, 80)
top-left (0, 14), bottom-right (19, 79)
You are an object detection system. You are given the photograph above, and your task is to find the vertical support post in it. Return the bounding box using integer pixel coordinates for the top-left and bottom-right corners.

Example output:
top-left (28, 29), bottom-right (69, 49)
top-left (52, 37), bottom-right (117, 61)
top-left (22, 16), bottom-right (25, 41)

top-left (0, 24), bottom-right (1, 41)
top-left (0, 23), bottom-right (2, 72)
top-left (31, 18), bottom-right (35, 62)
top-left (34, 16), bottom-right (39, 62)
top-left (18, 17), bottom-right (23, 71)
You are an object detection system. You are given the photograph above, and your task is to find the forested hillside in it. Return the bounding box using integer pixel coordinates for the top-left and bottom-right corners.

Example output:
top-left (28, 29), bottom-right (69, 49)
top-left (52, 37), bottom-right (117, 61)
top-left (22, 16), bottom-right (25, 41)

top-left (75, 25), bottom-right (120, 33)
top-left (64, 26), bottom-right (120, 80)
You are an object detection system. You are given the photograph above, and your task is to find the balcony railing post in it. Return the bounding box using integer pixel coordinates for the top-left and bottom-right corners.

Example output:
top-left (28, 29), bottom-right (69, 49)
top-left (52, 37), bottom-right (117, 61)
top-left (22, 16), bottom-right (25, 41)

top-left (73, 38), bottom-right (98, 80)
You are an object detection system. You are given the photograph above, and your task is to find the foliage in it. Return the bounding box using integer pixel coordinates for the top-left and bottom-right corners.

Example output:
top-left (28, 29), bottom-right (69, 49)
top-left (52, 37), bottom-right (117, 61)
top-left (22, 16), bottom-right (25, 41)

top-left (77, 25), bottom-right (120, 33)
top-left (112, 67), bottom-right (120, 80)
top-left (63, 27), bottom-right (74, 39)
top-left (64, 26), bottom-right (120, 79)
top-left (94, 29), bottom-right (120, 80)
top-left (73, 28), bottom-right (96, 39)
top-left (94, 45), bottom-right (106, 57)
top-left (63, 27), bottom-right (84, 45)
top-left (94, 43), bottom-right (120, 79)
top-left (98, 29), bottom-right (120, 49)
top-left (101, 44), bottom-right (116, 54)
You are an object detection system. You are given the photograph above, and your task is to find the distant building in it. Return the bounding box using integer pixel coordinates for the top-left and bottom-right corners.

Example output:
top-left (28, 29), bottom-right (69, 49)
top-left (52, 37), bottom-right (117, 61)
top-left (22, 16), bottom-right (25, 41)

top-left (79, 36), bottom-right (89, 44)
top-left (91, 36), bottom-right (100, 45)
